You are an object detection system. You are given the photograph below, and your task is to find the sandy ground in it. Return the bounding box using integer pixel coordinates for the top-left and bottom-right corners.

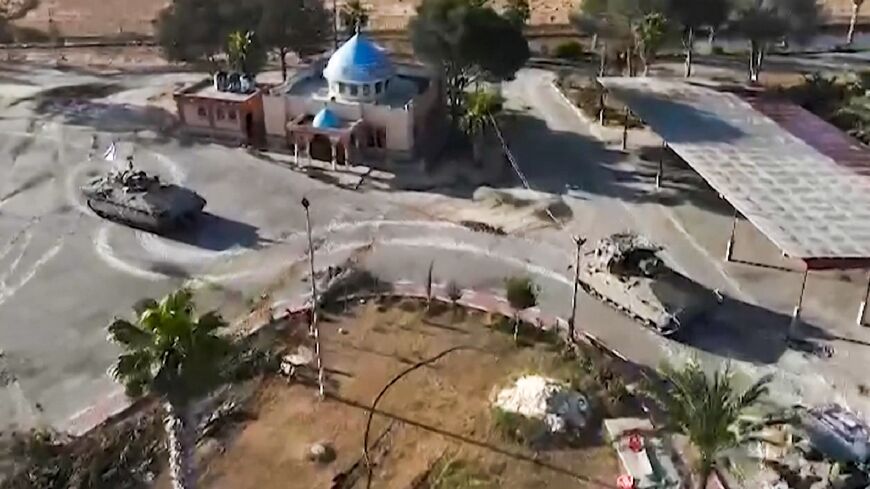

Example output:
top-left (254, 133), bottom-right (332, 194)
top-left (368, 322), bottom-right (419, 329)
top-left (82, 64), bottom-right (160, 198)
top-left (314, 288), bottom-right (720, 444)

top-left (8, 0), bottom-right (868, 39)
top-left (179, 300), bottom-right (621, 489)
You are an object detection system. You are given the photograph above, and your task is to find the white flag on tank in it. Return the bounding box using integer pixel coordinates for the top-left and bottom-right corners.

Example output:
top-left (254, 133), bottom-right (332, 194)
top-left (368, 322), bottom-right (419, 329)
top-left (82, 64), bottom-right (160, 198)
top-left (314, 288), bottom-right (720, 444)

top-left (102, 142), bottom-right (117, 162)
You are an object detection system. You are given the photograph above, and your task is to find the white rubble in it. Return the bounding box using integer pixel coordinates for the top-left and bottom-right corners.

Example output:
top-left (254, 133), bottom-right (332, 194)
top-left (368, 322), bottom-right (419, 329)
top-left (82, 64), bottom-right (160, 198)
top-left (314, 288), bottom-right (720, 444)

top-left (494, 375), bottom-right (589, 433)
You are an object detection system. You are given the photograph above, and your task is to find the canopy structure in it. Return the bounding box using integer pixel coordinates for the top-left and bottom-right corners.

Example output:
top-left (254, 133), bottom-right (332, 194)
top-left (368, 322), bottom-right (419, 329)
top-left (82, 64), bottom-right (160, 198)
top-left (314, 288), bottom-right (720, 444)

top-left (599, 77), bottom-right (870, 269)
top-left (597, 77), bottom-right (870, 326)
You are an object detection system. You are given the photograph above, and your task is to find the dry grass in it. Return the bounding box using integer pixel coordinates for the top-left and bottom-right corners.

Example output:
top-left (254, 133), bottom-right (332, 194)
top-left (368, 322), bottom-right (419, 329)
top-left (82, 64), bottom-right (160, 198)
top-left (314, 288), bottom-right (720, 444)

top-left (182, 299), bottom-right (623, 489)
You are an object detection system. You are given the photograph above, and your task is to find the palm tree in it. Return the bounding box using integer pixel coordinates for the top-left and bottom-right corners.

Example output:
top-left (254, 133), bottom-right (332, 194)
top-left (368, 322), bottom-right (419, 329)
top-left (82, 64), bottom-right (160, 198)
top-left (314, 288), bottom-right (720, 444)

top-left (460, 88), bottom-right (504, 163)
top-left (847, 0), bottom-right (865, 45)
top-left (226, 30), bottom-right (258, 73)
top-left (339, 0), bottom-right (369, 37)
top-left (108, 289), bottom-right (232, 489)
top-left (644, 359), bottom-right (771, 489)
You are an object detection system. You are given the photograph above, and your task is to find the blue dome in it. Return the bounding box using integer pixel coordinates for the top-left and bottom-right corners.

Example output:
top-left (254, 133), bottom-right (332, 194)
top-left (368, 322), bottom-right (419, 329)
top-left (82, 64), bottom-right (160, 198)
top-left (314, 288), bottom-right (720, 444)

top-left (323, 33), bottom-right (394, 84)
top-left (312, 108), bottom-right (341, 129)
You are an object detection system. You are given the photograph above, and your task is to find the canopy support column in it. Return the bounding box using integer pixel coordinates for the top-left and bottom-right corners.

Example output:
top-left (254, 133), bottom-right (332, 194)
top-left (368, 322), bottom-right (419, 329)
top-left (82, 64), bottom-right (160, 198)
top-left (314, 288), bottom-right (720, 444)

top-left (789, 267), bottom-right (809, 338)
top-left (725, 208), bottom-right (738, 262)
top-left (857, 271), bottom-right (870, 326)
top-left (621, 107), bottom-right (630, 150)
top-left (598, 91), bottom-right (607, 125)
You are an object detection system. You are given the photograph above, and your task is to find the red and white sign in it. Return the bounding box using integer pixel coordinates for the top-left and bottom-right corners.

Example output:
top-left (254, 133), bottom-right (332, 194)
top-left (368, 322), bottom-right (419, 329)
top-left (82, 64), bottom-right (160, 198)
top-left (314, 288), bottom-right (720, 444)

top-left (616, 474), bottom-right (635, 489)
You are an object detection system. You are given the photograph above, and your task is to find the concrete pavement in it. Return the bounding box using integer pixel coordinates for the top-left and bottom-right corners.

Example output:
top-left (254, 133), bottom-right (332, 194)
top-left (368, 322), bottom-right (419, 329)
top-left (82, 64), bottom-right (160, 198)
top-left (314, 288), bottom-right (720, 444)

top-left (0, 63), bottom-right (868, 439)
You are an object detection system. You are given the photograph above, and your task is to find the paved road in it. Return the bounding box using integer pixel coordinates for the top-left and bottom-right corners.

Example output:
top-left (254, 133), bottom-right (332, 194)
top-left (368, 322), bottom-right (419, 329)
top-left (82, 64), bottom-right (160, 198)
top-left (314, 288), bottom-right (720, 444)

top-left (0, 64), bottom-right (866, 438)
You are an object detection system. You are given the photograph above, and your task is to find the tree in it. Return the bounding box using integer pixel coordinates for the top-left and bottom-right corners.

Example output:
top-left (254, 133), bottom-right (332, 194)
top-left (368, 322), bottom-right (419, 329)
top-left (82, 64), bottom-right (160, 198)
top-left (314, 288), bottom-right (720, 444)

top-left (847, 0), bottom-right (865, 45)
top-left (460, 88), bottom-right (504, 162)
top-left (634, 11), bottom-right (669, 75)
top-left (729, 0), bottom-right (821, 83)
top-left (157, 0), bottom-right (261, 65)
top-left (108, 289), bottom-right (233, 489)
top-left (570, 0), bottom-right (665, 77)
top-left (410, 0), bottom-right (529, 123)
top-left (227, 30), bottom-right (257, 72)
top-left (0, 0), bottom-right (39, 40)
top-left (504, 0), bottom-right (531, 28)
top-left (339, 0), bottom-right (369, 37)
top-left (644, 360), bottom-right (771, 489)
top-left (505, 276), bottom-right (539, 343)
top-left (257, 0), bottom-right (330, 80)
top-left (666, 0), bottom-right (731, 77)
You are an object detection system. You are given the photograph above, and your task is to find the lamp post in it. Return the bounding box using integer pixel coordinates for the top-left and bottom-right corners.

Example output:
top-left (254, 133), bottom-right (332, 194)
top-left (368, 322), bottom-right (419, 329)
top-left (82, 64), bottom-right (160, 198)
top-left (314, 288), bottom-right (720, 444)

top-left (302, 197), bottom-right (325, 399)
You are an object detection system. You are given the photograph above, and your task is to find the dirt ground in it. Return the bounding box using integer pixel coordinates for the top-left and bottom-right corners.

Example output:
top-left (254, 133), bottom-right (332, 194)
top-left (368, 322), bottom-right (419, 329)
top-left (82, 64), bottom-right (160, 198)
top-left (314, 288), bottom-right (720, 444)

top-left (9, 0), bottom-right (866, 40)
top-left (186, 300), bottom-right (622, 489)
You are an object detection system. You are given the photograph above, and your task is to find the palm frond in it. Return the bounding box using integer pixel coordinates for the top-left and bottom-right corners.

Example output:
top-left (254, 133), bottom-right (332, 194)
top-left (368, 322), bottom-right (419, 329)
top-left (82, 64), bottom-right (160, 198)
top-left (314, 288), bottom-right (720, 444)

top-left (132, 298), bottom-right (158, 316)
top-left (107, 319), bottom-right (153, 348)
top-left (195, 311), bottom-right (227, 333)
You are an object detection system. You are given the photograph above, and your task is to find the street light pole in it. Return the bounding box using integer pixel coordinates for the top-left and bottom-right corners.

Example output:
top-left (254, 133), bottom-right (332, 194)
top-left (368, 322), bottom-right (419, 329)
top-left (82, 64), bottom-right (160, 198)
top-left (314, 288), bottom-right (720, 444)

top-left (568, 236), bottom-right (585, 341)
top-left (302, 197), bottom-right (325, 399)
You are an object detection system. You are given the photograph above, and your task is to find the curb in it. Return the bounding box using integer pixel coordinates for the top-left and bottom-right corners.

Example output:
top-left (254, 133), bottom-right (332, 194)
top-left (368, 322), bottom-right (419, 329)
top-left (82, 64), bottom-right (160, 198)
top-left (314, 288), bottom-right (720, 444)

top-left (548, 80), bottom-right (613, 143)
top-left (65, 281), bottom-right (640, 437)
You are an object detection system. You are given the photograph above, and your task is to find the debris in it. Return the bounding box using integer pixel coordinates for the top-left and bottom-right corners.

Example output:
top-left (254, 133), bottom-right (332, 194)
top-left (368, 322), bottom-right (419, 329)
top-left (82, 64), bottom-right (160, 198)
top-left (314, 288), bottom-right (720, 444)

top-left (280, 346), bottom-right (315, 377)
top-left (307, 442), bottom-right (336, 464)
top-left (494, 375), bottom-right (589, 433)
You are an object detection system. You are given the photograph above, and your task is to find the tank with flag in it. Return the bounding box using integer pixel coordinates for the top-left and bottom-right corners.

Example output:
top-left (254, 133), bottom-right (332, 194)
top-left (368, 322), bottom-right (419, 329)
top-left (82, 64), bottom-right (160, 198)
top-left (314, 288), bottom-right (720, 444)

top-left (81, 158), bottom-right (206, 233)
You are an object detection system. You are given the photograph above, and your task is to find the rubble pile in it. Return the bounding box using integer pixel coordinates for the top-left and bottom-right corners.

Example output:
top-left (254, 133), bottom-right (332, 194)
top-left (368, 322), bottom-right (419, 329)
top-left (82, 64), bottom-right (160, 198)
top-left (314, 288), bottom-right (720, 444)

top-left (494, 375), bottom-right (589, 434)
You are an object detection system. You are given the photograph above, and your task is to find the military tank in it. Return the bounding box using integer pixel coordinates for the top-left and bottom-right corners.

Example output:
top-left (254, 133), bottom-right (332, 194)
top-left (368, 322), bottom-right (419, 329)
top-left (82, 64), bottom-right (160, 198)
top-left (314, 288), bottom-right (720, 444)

top-left (579, 232), bottom-right (722, 336)
top-left (81, 163), bottom-right (206, 233)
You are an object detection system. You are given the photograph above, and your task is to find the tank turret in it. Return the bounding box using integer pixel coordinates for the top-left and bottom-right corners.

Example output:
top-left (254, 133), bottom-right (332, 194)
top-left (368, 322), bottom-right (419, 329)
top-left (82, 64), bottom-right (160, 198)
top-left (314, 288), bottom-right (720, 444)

top-left (580, 232), bottom-right (722, 336)
top-left (81, 163), bottom-right (206, 233)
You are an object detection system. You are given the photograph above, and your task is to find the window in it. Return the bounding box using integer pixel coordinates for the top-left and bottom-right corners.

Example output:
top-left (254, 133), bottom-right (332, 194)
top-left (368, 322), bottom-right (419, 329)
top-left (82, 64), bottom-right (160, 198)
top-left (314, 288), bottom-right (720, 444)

top-left (228, 109), bottom-right (237, 120)
top-left (362, 84), bottom-right (371, 96)
top-left (216, 108), bottom-right (225, 120)
top-left (197, 106), bottom-right (207, 118)
top-left (349, 84), bottom-right (359, 96)
top-left (338, 82), bottom-right (347, 94)
top-left (375, 81), bottom-right (383, 94)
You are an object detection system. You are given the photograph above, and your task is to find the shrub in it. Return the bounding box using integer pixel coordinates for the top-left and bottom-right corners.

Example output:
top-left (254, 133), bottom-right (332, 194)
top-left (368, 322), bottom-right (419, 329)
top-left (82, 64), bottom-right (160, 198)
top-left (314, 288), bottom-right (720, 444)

top-left (554, 40), bottom-right (585, 61)
top-left (491, 407), bottom-right (544, 445)
top-left (430, 457), bottom-right (495, 489)
top-left (505, 276), bottom-right (538, 311)
top-left (445, 280), bottom-right (463, 304)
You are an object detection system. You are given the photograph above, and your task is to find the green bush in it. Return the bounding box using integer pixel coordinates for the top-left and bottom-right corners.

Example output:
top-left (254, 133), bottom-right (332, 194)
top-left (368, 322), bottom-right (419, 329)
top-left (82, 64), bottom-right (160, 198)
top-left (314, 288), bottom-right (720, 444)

top-left (554, 40), bottom-right (585, 61)
top-left (430, 458), bottom-right (495, 489)
top-left (491, 407), bottom-right (544, 445)
top-left (505, 276), bottom-right (538, 311)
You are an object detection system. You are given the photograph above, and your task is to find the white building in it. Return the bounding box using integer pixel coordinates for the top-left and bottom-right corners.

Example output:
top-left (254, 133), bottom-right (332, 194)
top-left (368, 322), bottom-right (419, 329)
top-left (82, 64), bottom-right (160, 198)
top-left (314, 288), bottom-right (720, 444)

top-left (262, 31), bottom-right (442, 167)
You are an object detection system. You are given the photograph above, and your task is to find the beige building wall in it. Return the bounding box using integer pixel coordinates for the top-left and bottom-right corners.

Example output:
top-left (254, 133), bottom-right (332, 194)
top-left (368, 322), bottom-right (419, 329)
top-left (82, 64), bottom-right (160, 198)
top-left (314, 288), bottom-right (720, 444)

top-left (264, 90), bottom-right (419, 152)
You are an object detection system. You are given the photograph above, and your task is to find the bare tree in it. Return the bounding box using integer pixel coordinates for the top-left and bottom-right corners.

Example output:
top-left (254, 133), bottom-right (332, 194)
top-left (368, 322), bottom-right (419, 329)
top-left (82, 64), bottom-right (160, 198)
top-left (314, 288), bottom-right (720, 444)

top-left (847, 0), bottom-right (865, 45)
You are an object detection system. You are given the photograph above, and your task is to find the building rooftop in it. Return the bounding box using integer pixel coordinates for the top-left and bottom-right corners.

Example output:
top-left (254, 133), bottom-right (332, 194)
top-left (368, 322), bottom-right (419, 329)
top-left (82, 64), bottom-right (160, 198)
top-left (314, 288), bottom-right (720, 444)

top-left (286, 74), bottom-right (424, 109)
top-left (323, 32), bottom-right (395, 84)
top-left (178, 80), bottom-right (260, 102)
top-left (312, 107), bottom-right (341, 129)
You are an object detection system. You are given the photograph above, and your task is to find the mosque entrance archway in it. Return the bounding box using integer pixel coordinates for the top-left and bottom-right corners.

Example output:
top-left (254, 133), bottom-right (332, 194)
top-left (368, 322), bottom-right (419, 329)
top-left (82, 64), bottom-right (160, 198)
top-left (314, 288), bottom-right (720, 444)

top-left (310, 134), bottom-right (332, 162)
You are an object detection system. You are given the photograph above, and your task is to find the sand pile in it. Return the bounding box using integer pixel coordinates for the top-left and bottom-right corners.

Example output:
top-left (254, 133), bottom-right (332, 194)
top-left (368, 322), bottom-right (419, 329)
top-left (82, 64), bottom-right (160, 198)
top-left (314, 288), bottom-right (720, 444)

top-left (494, 375), bottom-right (589, 433)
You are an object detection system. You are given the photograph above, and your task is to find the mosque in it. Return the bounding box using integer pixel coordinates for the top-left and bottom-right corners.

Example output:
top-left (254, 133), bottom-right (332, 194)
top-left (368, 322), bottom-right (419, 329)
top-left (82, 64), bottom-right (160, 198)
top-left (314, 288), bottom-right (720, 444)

top-left (261, 31), bottom-right (442, 166)
top-left (174, 31), bottom-right (442, 167)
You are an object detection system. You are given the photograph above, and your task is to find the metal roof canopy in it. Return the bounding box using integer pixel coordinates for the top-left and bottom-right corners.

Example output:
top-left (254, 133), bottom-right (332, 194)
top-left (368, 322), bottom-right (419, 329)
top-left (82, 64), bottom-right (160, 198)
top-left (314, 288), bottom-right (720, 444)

top-left (598, 77), bottom-right (870, 270)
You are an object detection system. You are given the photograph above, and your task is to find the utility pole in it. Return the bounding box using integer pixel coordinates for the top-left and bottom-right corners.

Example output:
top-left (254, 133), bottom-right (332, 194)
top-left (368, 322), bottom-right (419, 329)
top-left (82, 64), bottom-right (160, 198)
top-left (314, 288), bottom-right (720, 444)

top-left (302, 197), bottom-right (325, 399)
top-left (568, 236), bottom-right (585, 341)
